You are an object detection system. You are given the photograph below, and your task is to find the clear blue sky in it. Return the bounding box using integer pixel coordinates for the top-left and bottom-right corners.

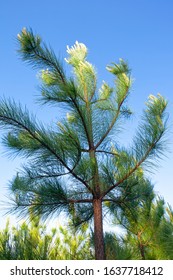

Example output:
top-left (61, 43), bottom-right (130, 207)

top-left (0, 0), bottom-right (173, 227)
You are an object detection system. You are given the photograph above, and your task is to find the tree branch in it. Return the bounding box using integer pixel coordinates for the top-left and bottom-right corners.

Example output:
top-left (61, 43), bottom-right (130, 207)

top-left (16, 198), bottom-right (93, 207)
top-left (95, 95), bottom-right (128, 149)
top-left (101, 134), bottom-right (163, 199)
top-left (70, 96), bottom-right (92, 149)
top-left (95, 149), bottom-right (119, 156)
top-left (28, 40), bottom-right (66, 84)
top-left (0, 114), bottom-right (94, 194)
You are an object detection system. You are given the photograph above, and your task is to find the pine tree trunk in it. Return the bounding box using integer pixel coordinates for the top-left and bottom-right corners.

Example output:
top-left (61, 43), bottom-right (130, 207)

top-left (93, 198), bottom-right (106, 260)
top-left (139, 243), bottom-right (145, 260)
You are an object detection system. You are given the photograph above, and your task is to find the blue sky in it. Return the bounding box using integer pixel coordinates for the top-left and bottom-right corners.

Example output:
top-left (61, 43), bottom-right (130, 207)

top-left (0, 0), bottom-right (173, 228)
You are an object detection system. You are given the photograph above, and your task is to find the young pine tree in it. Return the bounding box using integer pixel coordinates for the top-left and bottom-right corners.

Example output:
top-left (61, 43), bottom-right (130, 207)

top-left (110, 193), bottom-right (173, 260)
top-left (0, 28), bottom-right (168, 259)
top-left (0, 217), bottom-right (92, 260)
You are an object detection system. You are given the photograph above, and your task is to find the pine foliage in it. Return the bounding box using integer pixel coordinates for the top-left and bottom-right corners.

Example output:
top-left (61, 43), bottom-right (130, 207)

top-left (109, 192), bottom-right (173, 260)
top-left (0, 217), bottom-right (93, 260)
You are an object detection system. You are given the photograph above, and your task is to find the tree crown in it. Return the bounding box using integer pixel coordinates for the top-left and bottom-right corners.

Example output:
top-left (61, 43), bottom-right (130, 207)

top-left (0, 28), bottom-right (168, 226)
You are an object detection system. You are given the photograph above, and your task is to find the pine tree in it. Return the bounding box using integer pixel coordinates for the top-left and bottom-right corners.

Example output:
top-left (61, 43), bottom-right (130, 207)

top-left (0, 28), bottom-right (168, 259)
top-left (110, 190), bottom-right (173, 260)
top-left (0, 217), bottom-right (93, 260)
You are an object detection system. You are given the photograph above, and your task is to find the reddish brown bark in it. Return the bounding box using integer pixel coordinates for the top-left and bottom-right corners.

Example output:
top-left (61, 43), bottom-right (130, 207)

top-left (93, 198), bottom-right (106, 260)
